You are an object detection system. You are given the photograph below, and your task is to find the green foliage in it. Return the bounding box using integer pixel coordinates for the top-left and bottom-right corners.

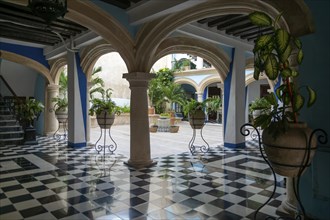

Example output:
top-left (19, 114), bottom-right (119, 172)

top-left (158, 83), bottom-right (186, 112)
top-left (183, 99), bottom-right (206, 116)
top-left (89, 66), bottom-right (105, 99)
top-left (51, 96), bottom-right (68, 112)
top-left (148, 68), bottom-right (186, 113)
top-left (172, 58), bottom-right (196, 71)
top-left (89, 88), bottom-right (121, 116)
top-left (249, 11), bottom-right (317, 137)
top-left (59, 70), bottom-right (67, 97)
top-left (15, 99), bottom-right (44, 127)
top-left (160, 112), bottom-right (170, 118)
top-left (249, 96), bottom-right (271, 114)
top-left (119, 105), bottom-right (130, 113)
top-left (204, 96), bottom-right (221, 114)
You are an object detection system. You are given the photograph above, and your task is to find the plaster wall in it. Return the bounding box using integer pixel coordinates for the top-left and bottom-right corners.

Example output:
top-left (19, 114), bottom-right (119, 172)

top-left (1, 59), bottom-right (37, 97)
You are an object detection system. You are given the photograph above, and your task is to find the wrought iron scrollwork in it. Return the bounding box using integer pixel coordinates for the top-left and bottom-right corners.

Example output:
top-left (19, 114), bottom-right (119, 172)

top-left (53, 120), bottom-right (67, 141)
top-left (188, 127), bottom-right (209, 155)
top-left (95, 127), bottom-right (117, 155)
top-left (240, 123), bottom-right (328, 220)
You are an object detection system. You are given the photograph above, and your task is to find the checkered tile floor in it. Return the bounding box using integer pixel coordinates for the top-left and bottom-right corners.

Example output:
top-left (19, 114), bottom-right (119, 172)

top-left (0, 136), bottom-right (287, 219)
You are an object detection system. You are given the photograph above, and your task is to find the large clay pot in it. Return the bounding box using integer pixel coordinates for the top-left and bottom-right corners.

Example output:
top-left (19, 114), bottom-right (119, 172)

top-left (189, 109), bottom-right (205, 129)
top-left (262, 122), bottom-right (317, 177)
top-left (96, 110), bottom-right (115, 129)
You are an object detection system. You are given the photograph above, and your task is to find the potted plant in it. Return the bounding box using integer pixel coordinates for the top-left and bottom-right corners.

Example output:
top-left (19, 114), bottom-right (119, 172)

top-left (15, 98), bottom-right (44, 144)
top-left (249, 96), bottom-right (271, 120)
top-left (149, 118), bottom-right (158, 133)
top-left (204, 96), bottom-right (222, 123)
top-left (51, 96), bottom-right (68, 123)
top-left (183, 99), bottom-right (206, 129)
top-left (89, 88), bottom-right (121, 129)
top-left (248, 11), bottom-right (317, 177)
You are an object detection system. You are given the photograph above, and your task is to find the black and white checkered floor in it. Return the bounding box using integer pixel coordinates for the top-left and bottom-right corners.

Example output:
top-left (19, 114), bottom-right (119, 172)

top-left (0, 137), bottom-right (287, 220)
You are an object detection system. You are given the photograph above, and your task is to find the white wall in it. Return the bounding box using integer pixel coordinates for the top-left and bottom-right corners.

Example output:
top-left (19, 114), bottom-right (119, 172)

top-left (245, 78), bottom-right (269, 121)
top-left (1, 59), bottom-right (37, 97)
top-left (93, 52), bottom-right (130, 106)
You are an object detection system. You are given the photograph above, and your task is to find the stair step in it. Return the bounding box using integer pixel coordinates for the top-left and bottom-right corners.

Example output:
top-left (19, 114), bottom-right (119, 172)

top-left (0, 131), bottom-right (24, 135)
top-left (0, 115), bottom-right (15, 120)
top-left (0, 131), bottom-right (24, 139)
top-left (0, 125), bottom-right (22, 132)
top-left (0, 137), bottom-right (24, 145)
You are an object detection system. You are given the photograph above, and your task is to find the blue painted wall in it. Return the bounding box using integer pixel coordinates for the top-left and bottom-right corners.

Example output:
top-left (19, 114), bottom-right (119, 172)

top-left (0, 42), bottom-right (49, 69)
top-left (34, 75), bottom-right (46, 135)
top-left (299, 1), bottom-right (330, 219)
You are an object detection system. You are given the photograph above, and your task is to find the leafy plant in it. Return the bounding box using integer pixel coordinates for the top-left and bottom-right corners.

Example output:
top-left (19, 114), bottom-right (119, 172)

top-left (148, 68), bottom-right (175, 113)
top-left (249, 11), bottom-right (317, 137)
top-left (157, 83), bottom-right (186, 112)
top-left (89, 66), bottom-right (105, 99)
top-left (89, 88), bottom-right (121, 116)
top-left (119, 105), bottom-right (130, 113)
top-left (15, 99), bottom-right (44, 127)
top-left (204, 96), bottom-right (221, 114)
top-left (160, 112), bottom-right (170, 118)
top-left (183, 99), bottom-right (206, 116)
top-left (59, 69), bottom-right (67, 97)
top-left (51, 96), bottom-right (68, 112)
top-left (249, 96), bottom-right (271, 114)
top-left (172, 57), bottom-right (196, 71)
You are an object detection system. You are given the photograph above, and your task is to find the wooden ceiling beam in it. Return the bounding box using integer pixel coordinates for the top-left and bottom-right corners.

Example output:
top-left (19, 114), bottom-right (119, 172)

top-left (208, 14), bottom-right (241, 28)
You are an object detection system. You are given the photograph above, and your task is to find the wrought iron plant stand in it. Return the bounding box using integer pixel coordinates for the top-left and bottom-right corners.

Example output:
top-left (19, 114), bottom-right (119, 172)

top-left (240, 123), bottom-right (328, 220)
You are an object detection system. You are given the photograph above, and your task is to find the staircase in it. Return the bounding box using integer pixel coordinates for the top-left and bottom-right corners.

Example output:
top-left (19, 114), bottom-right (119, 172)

top-left (0, 100), bottom-right (24, 145)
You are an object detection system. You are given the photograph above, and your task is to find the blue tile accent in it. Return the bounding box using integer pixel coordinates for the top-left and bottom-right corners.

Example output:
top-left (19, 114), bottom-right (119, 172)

top-left (68, 142), bottom-right (86, 148)
top-left (223, 48), bottom-right (235, 137)
top-left (75, 53), bottom-right (87, 139)
top-left (224, 142), bottom-right (246, 148)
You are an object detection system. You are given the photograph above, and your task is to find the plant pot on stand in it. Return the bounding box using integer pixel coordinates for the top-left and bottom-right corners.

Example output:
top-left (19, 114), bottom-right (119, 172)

top-left (262, 122), bottom-right (317, 216)
top-left (96, 110), bottom-right (115, 129)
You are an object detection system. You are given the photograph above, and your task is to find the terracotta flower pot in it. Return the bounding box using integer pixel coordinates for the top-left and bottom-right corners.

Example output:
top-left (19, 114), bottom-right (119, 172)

top-left (149, 126), bottom-right (158, 133)
top-left (169, 126), bottom-right (179, 133)
top-left (262, 122), bottom-right (317, 177)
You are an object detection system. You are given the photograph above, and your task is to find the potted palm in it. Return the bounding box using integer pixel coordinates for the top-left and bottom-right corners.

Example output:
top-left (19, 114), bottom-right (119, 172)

top-left (51, 96), bottom-right (68, 123)
top-left (89, 88), bottom-right (121, 129)
top-left (204, 96), bottom-right (221, 122)
top-left (15, 98), bottom-right (44, 144)
top-left (249, 96), bottom-right (271, 120)
top-left (248, 11), bottom-right (317, 177)
top-left (183, 99), bottom-right (206, 129)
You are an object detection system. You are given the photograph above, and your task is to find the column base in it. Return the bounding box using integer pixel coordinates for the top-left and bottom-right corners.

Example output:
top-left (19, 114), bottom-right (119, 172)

top-left (276, 199), bottom-right (298, 217)
top-left (276, 177), bottom-right (298, 217)
top-left (124, 159), bottom-right (157, 169)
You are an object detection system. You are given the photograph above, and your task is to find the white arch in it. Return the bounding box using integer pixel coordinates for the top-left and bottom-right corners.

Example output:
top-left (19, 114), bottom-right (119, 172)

top-left (1, 50), bottom-right (53, 84)
top-left (174, 78), bottom-right (198, 92)
top-left (152, 37), bottom-right (230, 82)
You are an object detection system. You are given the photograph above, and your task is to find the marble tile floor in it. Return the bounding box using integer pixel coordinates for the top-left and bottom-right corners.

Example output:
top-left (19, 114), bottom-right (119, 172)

top-left (0, 134), bottom-right (287, 220)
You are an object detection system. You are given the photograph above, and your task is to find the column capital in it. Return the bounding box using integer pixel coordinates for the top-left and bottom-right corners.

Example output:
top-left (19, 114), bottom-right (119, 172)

top-left (123, 72), bottom-right (156, 88)
top-left (47, 84), bottom-right (60, 91)
top-left (123, 72), bottom-right (155, 82)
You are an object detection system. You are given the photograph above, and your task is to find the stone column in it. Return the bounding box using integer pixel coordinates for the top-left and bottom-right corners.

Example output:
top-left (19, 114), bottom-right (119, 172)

top-left (196, 92), bottom-right (203, 102)
top-left (123, 72), bottom-right (157, 168)
top-left (44, 84), bottom-right (59, 136)
top-left (277, 177), bottom-right (298, 217)
top-left (67, 51), bottom-right (87, 147)
top-left (223, 47), bottom-right (245, 148)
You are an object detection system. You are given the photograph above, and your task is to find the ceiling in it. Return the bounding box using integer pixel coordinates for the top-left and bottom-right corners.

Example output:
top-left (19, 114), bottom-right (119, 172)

top-left (0, 1), bottom-right (89, 46)
top-left (0, 0), bottom-right (272, 48)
